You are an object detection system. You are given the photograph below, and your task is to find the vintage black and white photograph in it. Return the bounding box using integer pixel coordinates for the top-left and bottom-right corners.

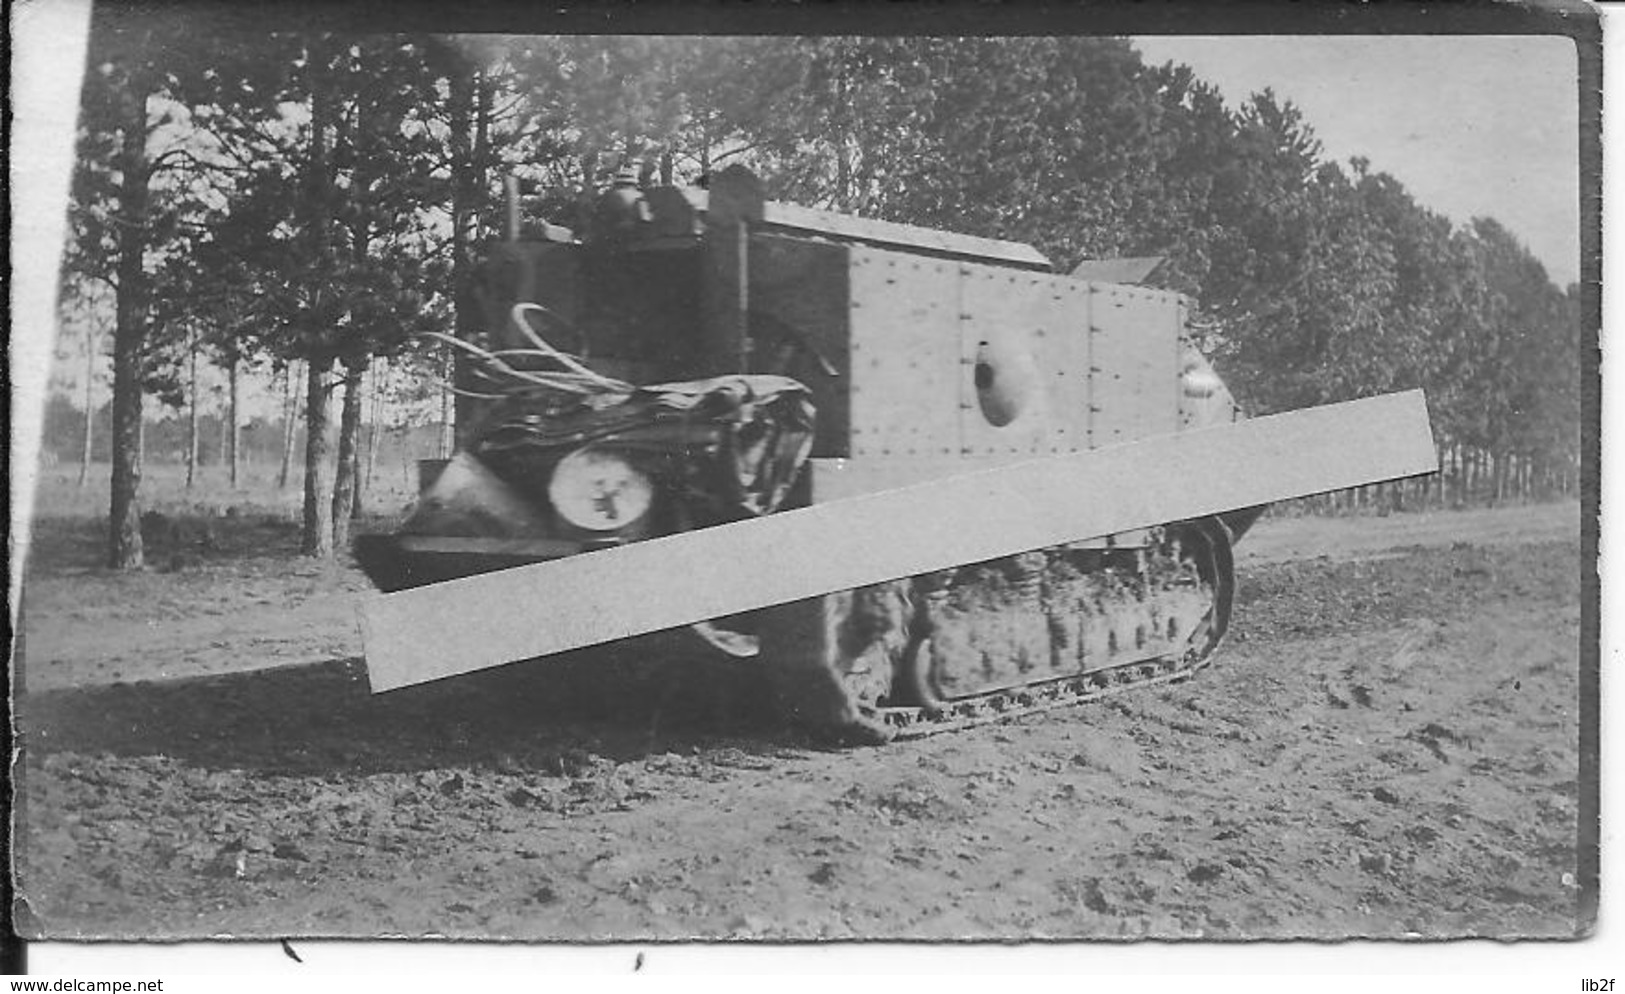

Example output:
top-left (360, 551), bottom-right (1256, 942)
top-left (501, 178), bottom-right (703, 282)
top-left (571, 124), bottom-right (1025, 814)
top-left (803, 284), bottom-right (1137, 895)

top-left (9, 2), bottom-right (1598, 954)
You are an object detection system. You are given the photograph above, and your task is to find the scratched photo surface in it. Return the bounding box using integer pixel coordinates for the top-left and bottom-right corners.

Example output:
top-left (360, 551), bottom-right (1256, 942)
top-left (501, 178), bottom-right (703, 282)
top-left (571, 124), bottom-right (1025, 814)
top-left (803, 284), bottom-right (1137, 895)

top-left (12, 8), bottom-right (1594, 944)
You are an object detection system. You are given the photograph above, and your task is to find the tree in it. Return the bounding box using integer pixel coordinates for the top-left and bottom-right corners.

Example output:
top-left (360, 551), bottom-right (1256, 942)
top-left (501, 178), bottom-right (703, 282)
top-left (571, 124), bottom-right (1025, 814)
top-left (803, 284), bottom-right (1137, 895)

top-left (149, 226), bottom-right (272, 491)
top-left (54, 275), bottom-right (113, 487)
top-left (69, 29), bottom-right (1566, 532)
top-left (196, 34), bottom-right (452, 555)
top-left (70, 11), bottom-right (212, 567)
top-left (421, 37), bottom-right (531, 448)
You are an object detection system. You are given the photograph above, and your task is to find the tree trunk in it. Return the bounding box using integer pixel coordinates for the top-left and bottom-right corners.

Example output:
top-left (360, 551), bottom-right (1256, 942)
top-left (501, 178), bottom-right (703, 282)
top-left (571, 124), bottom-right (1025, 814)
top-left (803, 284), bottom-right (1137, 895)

top-left (475, 71), bottom-right (493, 190)
top-left (108, 81), bottom-right (153, 570)
top-left (331, 354), bottom-right (367, 548)
top-left (278, 360), bottom-right (301, 489)
top-left (363, 357), bottom-right (384, 508)
top-left (301, 49), bottom-right (338, 556)
top-left (227, 353), bottom-right (240, 488)
top-left (349, 438), bottom-right (363, 519)
top-left (449, 65), bottom-right (481, 445)
top-left (186, 329), bottom-right (199, 488)
top-left (301, 356), bottom-right (335, 557)
top-left (1431, 443), bottom-right (1444, 508)
top-left (335, 67), bottom-right (372, 531)
top-left (79, 324), bottom-right (97, 489)
top-left (110, 329), bottom-right (146, 569)
top-left (218, 389), bottom-right (230, 468)
top-left (351, 362), bottom-right (371, 520)
top-left (836, 136), bottom-right (853, 213)
top-left (834, 72), bottom-right (854, 211)
top-left (439, 345), bottom-right (456, 458)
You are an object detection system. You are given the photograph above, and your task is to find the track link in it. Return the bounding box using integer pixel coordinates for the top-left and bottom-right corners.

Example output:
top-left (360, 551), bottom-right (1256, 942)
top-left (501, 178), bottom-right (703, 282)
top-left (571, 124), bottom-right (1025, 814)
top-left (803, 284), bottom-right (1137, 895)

top-left (860, 641), bottom-right (1216, 740)
top-left (794, 517), bottom-right (1236, 744)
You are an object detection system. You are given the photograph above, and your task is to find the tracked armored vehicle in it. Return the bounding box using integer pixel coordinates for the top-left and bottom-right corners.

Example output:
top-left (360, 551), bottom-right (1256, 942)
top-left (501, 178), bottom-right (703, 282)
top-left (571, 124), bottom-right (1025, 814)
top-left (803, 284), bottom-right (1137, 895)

top-left (357, 165), bottom-right (1270, 743)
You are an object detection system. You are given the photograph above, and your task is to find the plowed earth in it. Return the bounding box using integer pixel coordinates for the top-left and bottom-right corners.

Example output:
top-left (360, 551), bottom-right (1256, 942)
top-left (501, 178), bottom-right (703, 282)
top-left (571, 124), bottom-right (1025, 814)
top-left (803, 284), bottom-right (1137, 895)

top-left (13, 502), bottom-right (1585, 940)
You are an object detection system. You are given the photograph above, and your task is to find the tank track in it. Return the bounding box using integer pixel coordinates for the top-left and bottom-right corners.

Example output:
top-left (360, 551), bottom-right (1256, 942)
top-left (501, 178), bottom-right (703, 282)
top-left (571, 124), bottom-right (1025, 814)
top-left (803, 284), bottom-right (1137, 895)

top-left (857, 637), bottom-right (1216, 741)
top-left (784, 517), bottom-right (1236, 745)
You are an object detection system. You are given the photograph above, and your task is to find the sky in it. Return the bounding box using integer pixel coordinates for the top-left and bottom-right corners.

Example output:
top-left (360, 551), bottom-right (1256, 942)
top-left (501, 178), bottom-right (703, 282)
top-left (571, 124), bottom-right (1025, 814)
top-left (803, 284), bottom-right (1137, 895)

top-left (33, 31), bottom-right (1589, 420)
top-left (1131, 35), bottom-right (1582, 288)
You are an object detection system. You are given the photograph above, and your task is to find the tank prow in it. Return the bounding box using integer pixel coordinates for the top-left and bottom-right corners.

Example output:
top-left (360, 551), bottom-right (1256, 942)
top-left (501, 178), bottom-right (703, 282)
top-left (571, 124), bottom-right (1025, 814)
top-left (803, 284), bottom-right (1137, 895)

top-left (355, 451), bottom-right (582, 591)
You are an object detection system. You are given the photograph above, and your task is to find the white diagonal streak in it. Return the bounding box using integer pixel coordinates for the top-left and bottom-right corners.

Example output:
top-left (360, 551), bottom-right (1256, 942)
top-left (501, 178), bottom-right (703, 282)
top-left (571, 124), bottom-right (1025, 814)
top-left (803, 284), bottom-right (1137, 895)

top-left (362, 390), bottom-right (1436, 692)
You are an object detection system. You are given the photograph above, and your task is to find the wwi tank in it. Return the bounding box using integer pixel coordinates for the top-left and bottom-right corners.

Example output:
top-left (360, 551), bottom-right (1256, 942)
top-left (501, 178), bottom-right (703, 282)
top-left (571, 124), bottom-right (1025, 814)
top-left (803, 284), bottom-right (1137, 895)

top-left (356, 164), bottom-right (1267, 743)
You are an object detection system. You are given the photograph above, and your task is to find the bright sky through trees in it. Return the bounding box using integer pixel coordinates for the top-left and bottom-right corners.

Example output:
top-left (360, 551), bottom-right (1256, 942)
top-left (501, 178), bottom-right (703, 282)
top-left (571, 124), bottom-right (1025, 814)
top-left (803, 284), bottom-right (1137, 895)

top-left (1131, 35), bottom-right (1581, 287)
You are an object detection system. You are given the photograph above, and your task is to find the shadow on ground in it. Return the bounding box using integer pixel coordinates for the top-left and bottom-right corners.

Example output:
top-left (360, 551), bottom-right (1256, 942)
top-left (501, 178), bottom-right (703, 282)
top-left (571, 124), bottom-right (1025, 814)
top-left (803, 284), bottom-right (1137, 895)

top-left (26, 510), bottom-right (397, 577)
top-left (18, 640), bottom-right (790, 776)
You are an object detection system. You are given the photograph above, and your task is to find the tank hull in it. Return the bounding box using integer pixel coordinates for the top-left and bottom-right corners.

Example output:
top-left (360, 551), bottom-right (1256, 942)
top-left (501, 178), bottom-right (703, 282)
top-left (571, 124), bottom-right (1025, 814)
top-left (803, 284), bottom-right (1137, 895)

top-left (355, 167), bottom-right (1436, 741)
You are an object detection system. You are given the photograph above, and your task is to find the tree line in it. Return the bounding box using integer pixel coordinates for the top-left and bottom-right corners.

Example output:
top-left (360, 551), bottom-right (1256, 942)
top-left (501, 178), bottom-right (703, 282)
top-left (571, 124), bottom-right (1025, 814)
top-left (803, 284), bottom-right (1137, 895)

top-left (61, 26), bottom-right (1581, 568)
top-left (38, 357), bottom-right (439, 494)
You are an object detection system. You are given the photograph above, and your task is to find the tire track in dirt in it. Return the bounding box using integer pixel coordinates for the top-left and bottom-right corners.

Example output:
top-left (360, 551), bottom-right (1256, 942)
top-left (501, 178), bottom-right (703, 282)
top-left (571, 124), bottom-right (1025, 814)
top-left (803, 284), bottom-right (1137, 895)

top-left (15, 522), bottom-right (1582, 940)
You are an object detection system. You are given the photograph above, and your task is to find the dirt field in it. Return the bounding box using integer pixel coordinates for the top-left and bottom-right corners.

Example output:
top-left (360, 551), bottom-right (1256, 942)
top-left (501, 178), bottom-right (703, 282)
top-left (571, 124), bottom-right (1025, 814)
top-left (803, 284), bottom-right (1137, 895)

top-left (13, 499), bottom-right (1586, 940)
